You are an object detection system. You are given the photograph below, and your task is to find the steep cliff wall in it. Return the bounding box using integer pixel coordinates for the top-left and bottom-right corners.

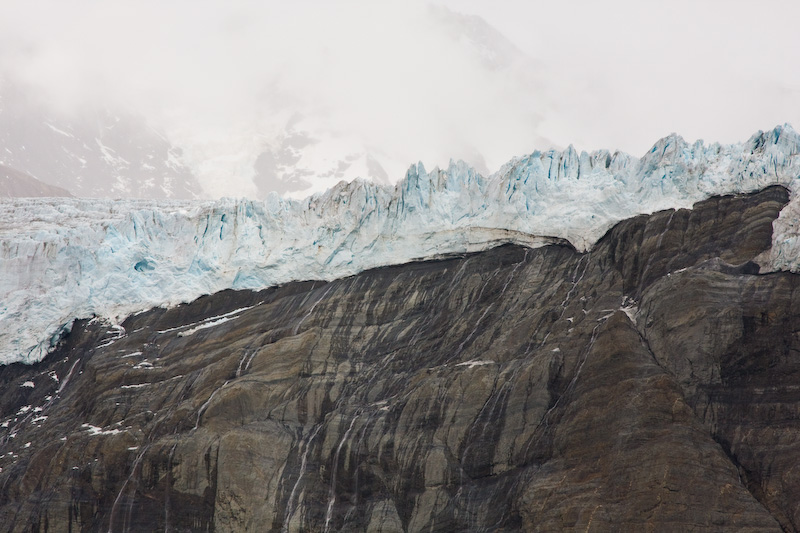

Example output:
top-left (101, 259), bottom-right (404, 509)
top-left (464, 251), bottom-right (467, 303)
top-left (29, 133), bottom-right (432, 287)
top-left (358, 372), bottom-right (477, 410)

top-left (0, 186), bottom-right (797, 531)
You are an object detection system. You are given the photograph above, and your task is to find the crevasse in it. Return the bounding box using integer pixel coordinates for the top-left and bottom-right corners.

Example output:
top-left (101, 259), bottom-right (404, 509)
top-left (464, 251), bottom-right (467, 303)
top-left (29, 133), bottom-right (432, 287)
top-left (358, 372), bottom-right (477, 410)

top-left (1, 125), bottom-right (799, 365)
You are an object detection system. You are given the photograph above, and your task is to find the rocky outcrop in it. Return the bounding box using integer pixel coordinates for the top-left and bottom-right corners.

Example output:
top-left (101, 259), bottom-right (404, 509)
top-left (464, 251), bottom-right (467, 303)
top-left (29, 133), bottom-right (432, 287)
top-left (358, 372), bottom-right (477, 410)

top-left (0, 186), bottom-right (797, 531)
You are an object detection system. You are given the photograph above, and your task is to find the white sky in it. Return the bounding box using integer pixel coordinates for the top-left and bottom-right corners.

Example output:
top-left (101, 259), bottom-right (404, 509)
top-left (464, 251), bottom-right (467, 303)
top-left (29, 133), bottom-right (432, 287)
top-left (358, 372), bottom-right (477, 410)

top-left (438, 0), bottom-right (800, 153)
top-left (0, 0), bottom-right (798, 197)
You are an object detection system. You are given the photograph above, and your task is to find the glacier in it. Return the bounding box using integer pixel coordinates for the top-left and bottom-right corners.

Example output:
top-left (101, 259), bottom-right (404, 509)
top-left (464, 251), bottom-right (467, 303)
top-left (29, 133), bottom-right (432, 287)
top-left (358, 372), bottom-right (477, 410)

top-left (1, 124), bottom-right (800, 365)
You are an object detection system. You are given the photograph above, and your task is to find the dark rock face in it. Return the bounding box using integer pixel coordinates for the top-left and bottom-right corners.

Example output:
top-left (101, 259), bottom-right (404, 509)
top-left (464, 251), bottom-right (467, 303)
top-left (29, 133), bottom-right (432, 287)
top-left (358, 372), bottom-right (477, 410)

top-left (0, 186), bottom-right (797, 532)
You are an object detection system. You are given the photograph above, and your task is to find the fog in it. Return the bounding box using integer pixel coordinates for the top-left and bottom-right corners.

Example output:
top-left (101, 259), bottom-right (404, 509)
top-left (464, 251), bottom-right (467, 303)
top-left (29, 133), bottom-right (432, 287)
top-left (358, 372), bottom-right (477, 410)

top-left (1, 0), bottom-right (798, 197)
top-left (447, 0), bottom-right (800, 154)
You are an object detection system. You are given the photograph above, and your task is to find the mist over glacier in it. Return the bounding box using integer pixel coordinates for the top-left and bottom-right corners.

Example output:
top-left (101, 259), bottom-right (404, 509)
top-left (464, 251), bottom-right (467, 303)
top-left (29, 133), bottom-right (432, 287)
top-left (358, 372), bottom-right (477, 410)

top-left (1, 1), bottom-right (797, 200)
top-left (1, 125), bottom-right (800, 365)
top-left (0, 2), bottom-right (552, 199)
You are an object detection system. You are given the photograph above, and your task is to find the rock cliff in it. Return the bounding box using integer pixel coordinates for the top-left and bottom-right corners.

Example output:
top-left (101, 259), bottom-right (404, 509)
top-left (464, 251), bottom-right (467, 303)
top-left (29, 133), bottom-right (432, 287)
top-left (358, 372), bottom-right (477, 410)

top-left (0, 186), bottom-right (797, 531)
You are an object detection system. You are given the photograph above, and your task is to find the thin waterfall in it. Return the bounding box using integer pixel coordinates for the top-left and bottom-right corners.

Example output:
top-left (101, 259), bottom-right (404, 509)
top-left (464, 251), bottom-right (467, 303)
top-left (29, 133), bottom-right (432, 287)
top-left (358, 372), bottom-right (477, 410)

top-left (281, 424), bottom-right (324, 533)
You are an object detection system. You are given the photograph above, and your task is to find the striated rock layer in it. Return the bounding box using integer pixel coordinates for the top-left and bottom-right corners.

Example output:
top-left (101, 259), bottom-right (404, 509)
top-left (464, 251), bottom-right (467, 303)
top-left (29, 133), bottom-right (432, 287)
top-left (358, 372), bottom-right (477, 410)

top-left (0, 186), bottom-right (798, 531)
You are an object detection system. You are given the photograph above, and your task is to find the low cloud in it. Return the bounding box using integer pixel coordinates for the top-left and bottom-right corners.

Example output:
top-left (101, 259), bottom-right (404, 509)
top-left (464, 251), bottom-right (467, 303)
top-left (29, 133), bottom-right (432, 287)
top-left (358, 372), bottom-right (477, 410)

top-left (441, 0), bottom-right (800, 154)
top-left (1, 1), bottom-right (798, 198)
top-left (0, 1), bottom-right (554, 197)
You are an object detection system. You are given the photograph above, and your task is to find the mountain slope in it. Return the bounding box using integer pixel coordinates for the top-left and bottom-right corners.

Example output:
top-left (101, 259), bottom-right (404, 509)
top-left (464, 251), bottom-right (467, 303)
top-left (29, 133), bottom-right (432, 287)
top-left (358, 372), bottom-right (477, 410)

top-left (1, 125), bottom-right (799, 365)
top-left (0, 187), bottom-right (795, 531)
top-left (0, 82), bottom-right (202, 199)
top-left (0, 163), bottom-right (71, 198)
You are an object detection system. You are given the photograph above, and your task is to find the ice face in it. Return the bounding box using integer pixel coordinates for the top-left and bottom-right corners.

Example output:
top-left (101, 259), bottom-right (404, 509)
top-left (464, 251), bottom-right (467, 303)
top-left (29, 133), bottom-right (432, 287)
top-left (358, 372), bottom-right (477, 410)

top-left (1, 124), bottom-right (799, 365)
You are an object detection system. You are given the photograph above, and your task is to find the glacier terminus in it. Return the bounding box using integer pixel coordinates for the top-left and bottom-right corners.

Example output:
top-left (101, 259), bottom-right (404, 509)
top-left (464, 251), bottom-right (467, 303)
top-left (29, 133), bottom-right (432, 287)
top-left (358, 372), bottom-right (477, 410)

top-left (1, 124), bottom-right (799, 365)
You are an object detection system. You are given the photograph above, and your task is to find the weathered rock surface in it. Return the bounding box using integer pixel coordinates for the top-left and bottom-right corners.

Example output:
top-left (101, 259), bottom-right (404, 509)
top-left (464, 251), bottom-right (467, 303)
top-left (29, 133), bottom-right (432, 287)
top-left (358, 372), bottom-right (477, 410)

top-left (0, 186), bottom-right (797, 531)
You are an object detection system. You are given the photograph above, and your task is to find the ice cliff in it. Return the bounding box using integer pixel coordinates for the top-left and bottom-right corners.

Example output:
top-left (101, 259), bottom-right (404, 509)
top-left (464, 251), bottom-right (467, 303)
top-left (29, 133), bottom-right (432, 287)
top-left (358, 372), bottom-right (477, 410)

top-left (1, 124), bottom-right (799, 364)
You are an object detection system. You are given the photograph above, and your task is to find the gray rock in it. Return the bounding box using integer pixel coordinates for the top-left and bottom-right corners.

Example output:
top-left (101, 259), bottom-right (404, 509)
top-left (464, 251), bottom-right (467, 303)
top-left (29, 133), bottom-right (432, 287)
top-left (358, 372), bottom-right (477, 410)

top-left (0, 186), bottom-right (795, 531)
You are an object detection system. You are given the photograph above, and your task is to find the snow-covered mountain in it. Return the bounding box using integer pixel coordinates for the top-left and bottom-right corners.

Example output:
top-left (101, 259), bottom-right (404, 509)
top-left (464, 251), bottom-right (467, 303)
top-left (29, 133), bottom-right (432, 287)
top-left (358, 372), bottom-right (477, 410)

top-left (0, 82), bottom-right (201, 199)
top-left (1, 125), bottom-right (799, 365)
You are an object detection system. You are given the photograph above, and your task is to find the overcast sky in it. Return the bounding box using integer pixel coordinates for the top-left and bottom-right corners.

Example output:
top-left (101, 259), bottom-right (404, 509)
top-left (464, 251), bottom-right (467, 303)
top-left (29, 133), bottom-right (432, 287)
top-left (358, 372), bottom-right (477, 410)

top-left (442, 0), bottom-right (800, 152)
top-left (1, 1), bottom-right (798, 197)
